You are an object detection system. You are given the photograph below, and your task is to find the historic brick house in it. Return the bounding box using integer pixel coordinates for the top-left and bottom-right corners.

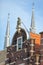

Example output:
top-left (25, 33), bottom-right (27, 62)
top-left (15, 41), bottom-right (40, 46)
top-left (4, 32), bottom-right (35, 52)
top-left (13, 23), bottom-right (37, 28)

top-left (1, 3), bottom-right (43, 65)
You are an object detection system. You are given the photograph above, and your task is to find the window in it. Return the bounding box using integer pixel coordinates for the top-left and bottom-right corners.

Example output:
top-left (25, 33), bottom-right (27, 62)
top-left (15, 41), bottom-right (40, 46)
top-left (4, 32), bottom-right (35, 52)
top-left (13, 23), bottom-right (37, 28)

top-left (17, 37), bottom-right (22, 51)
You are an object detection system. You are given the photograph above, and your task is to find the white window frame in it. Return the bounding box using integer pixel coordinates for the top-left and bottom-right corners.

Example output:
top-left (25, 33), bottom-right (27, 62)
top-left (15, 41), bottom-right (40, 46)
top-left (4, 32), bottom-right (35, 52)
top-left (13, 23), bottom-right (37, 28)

top-left (17, 36), bottom-right (22, 51)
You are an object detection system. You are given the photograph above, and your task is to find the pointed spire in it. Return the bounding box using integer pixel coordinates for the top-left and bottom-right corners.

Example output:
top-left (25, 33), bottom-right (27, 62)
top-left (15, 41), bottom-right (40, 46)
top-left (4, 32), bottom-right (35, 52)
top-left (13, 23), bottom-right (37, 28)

top-left (4, 13), bottom-right (10, 49)
top-left (30, 2), bottom-right (36, 33)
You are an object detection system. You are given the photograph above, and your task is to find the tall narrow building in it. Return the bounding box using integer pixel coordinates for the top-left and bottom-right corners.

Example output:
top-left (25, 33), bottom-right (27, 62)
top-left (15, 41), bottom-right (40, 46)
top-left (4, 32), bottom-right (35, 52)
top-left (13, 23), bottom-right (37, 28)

top-left (4, 13), bottom-right (10, 49)
top-left (30, 3), bottom-right (36, 33)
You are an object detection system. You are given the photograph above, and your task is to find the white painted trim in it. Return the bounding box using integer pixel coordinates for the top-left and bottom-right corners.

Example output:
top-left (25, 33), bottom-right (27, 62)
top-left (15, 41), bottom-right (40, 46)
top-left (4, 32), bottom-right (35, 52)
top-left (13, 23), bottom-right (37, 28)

top-left (23, 57), bottom-right (30, 60)
top-left (17, 36), bottom-right (22, 51)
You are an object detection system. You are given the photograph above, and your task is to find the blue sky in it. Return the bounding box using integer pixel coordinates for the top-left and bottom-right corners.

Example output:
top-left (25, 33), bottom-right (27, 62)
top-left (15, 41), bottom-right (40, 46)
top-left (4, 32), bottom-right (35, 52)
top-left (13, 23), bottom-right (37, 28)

top-left (0, 0), bottom-right (43, 50)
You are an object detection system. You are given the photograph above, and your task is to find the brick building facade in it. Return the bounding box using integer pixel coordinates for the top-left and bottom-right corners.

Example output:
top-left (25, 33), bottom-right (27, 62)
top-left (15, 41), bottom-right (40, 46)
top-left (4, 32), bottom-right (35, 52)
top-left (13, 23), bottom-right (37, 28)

top-left (5, 17), bottom-right (43, 65)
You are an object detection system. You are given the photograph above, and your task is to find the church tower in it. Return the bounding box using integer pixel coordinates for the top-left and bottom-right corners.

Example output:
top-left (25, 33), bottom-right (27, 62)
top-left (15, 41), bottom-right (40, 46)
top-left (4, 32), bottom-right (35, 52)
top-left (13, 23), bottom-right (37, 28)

top-left (4, 13), bottom-right (10, 49)
top-left (30, 3), bottom-right (36, 33)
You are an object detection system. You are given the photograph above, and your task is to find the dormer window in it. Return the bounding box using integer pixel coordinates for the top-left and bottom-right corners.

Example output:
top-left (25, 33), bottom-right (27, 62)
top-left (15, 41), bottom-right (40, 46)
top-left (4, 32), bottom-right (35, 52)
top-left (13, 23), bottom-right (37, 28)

top-left (17, 36), bottom-right (22, 51)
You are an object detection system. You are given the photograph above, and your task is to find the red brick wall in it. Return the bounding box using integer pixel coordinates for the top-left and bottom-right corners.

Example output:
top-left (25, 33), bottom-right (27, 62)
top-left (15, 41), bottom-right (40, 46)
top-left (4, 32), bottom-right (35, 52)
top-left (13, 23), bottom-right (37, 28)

top-left (40, 32), bottom-right (43, 65)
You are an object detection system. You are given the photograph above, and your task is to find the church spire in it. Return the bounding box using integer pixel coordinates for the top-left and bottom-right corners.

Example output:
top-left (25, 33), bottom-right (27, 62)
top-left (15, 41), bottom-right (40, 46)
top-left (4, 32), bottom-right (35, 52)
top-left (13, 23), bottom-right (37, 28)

top-left (30, 2), bottom-right (36, 33)
top-left (4, 13), bottom-right (10, 49)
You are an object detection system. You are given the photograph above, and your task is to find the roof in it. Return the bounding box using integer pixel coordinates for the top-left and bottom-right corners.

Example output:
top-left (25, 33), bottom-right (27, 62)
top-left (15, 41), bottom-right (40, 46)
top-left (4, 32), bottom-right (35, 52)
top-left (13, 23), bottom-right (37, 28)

top-left (12, 28), bottom-right (27, 45)
top-left (39, 32), bottom-right (43, 34)
top-left (0, 50), bottom-right (6, 63)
